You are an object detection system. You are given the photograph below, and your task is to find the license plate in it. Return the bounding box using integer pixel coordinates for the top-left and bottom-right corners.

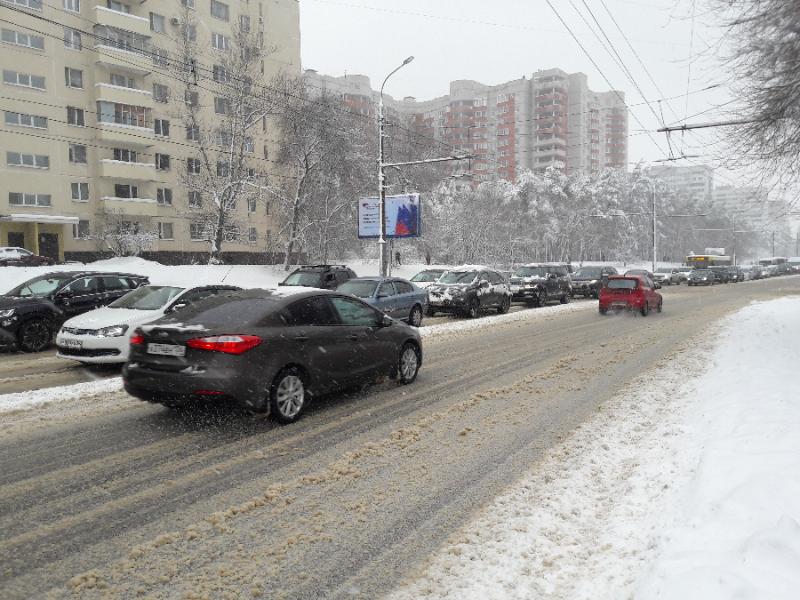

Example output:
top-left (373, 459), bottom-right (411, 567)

top-left (147, 343), bottom-right (186, 357)
top-left (612, 302), bottom-right (628, 308)
top-left (62, 339), bottom-right (82, 349)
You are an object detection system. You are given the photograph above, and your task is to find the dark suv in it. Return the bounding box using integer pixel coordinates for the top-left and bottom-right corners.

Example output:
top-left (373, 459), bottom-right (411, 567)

top-left (0, 271), bottom-right (148, 352)
top-left (509, 264), bottom-right (572, 306)
top-left (426, 267), bottom-right (512, 318)
top-left (570, 266), bottom-right (618, 298)
top-left (278, 265), bottom-right (357, 290)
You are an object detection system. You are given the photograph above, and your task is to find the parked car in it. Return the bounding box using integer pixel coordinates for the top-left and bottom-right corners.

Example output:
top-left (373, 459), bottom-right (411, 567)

top-left (676, 267), bottom-right (694, 283)
top-left (509, 263), bottom-right (572, 306)
top-left (55, 284), bottom-right (240, 364)
top-left (0, 247), bottom-right (56, 267)
top-left (123, 289), bottom-right (423, 423)
top-left (426, 267), bottom-right (512, 318)
top-left (409, 268), bottom-right (446, 289)
top-left (570, 266), bottom-right (618, 298)
top-left (725, 266), bottom-right (744, 283)
top-left (653, 267), bottom-right (682, 286)
top-left (337, 277), bottom-right (428, 327)
top-left (278, 265), bottom-right (357, 290)
top-left (687, 269), bottom-right (715, 286)
top-left (708, 266), bottom-right (731, 283)
top-left (746, 265), bottom-right (764, 280)
top-left (0, 271), bottom-right (149, 352)
top-left (623, 269), bottom-right (661, 288)
top-left (599, 275), bottom-right (662, 316)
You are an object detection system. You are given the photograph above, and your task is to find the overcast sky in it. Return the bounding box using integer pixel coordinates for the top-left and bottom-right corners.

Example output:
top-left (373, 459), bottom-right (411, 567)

top-left (298, 0), bottom-right (732, 173)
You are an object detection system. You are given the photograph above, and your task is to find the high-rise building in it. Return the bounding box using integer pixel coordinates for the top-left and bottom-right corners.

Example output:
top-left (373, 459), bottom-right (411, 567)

top-left (648, 164), bottom-right (715, 204)
top-left (303, 67), bottom-right (629, 183)
top-left (1, 0), bottom-right (300, 262)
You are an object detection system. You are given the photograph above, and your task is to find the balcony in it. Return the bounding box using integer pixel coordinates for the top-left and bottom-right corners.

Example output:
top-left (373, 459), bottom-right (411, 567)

top-left (95, 6), bottom-right (151, 37)
top-left (96, 121), bottom-right (154, 147)
top-left (101, 195), bottom-right (158, 216)
top-left (94, 83), bottom-right (153, 108)
top-left (95, 45), bottom-right (152, 75)
top-left (98, 159), bottom-right (156, 180)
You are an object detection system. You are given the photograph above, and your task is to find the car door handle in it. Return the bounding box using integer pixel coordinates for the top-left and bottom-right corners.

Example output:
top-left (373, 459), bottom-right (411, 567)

top-left (293, 335), bottom-right (309, 342)
top-left (348, 334), bottom-right (359, 341)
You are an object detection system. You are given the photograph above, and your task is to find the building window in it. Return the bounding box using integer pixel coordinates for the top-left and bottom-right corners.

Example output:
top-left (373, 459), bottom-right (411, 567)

top-left (186, 124), bottom-right (200, 141)
top-left (6, 0), bottom-right (43, 9)
top-left (223, 225), bottom-right (239, 242)
top-left (2, 28), bottom-right (45, 49)
top-left (114, 184), bottom-right (138, 198)
top-left (71, 182), bottom-right (89, 201)
top-left (156, 188), bottom-right (172, 205)
top-left (64, 67), bottom-right (83, 89)
top-left (158, 222), bottom-right (174, 240)
top-left (188, 191), bottom-right (202, 207)
top-left (184, 90), bottom-right (199, 106)
top-left (69, 143), bottom-right (87, 163)
top-left (182, 24), bottom-right (197, 42)
top-left (63, 28), bottom-right (81, 50)
top-left (110, 73), bottom-right (136, 88)
top-left (216, 162), bottom-right (230, 177)
top-left (213, 97), bottom-right (229, 114)
top-left (212, 65), bottom-right (229, 83)
top-left (7, 152), bottom-right (48, 168)
top-left (152, 83), bottom-right (169, 103)
top-left (210, 0), bottom-right (229, 21)
top-left (112, 148), bottom-right (137, 162)
top-left (3, 70), bottom-right (45, 90)
top-left (187, 157), bottom-right (201, 174)
top-left (4, 111), bottom-right (47, 128)
top-left (239, 14), bottom-right (250, 32)
top-left (154, 118), bottom-right (169, 137)
top-left (106, 0), bottom-right (130, 14)
top-left (155, 153), bottom-right (170, 171)
top-left (248, 227), bottom-right (257, 242)
top-left (62, 0), bottom-right (79, 11)
top-left (9, 192), bottom-right (51, 207)
top-left (247, 197), bottom-right (256, 213)
top-left (181, 0), bottom-right (194, 8)
top-left (97, 101), bottom-right (148, 127)
top-left (66, 106), bottom-right (85, 126)
top-left (190, 222), bottom-right (205, 240)
top-left (211, 33), bottom-right (229, 50)
top-left (149, 12), bottom-right (165, 33)
top-left (72, 220), bottom-right (90, 239)
top-left (152, 47), bottom-right (169, 67)
top-left (244, 137), bottom-right (254, 153)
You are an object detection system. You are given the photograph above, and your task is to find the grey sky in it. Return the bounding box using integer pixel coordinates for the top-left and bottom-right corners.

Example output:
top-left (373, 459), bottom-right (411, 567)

top-left (298, 0), bottom-right (730, 172)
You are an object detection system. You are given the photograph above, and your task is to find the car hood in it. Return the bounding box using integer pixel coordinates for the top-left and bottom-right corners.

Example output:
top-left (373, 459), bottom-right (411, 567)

top-left (510, 276), bottom-right (546, 284)
top-left (63, 306), bottom-right (163, 329)
top-left (412, 281), bottom-right (437, 289)
top-left (571, 275), bottom-right (601, 282)
top-left (0, 295), bottom-right (52, 309)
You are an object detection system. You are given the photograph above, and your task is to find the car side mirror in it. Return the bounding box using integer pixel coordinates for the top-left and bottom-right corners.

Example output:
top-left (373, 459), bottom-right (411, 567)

top-left (381, 314), bottom-right (393, 327)
top-left (169, 301), bottom-right (189, 313)
top-left (654, 282), bottom-right (662, 289)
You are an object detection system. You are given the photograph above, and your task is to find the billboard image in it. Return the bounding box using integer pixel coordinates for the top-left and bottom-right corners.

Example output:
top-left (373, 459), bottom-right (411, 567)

top-left (358, 193), bottom-right (421, 239)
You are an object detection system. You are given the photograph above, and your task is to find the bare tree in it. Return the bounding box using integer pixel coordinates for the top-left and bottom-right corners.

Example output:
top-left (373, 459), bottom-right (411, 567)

top-left (96, 209), bottom-right (158, 257)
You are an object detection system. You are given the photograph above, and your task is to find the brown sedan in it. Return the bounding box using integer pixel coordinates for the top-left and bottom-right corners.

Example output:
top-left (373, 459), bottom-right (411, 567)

top-left (0, 247), bottom-right (55, 267)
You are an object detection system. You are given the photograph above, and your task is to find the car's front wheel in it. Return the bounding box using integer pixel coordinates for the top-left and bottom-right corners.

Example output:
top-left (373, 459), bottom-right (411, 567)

top-left (398, 342), bottom-right (420, 384)
top-left (18, 319), bottom-right (51, 352)
top-left (559, 291), bottom-right (570, 304)
top-left (269, 367), bottom-right (307, 424)
top-left (467, 298), bottom-right (480, 319)
top-left (640, 302), bottom-right (649, 317)
top-left (408, 305), bottom-right (423, 327)
top-left (497, 296), bottom-right (511, 314)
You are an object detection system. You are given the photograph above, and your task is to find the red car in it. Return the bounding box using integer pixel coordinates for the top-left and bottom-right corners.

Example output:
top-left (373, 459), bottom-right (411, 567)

top-left (599, 275), bottom-right (662, 316)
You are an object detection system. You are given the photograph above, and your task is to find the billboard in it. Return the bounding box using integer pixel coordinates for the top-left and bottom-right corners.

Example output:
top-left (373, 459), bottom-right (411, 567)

top-left (358, 193), bottom-right (421, 239)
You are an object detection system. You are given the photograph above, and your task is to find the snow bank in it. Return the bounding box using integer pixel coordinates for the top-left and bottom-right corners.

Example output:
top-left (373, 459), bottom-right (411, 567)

top-left (0, 378), bottom-right (123, 414)
top-left (389, 297), bottom-right (800, 600)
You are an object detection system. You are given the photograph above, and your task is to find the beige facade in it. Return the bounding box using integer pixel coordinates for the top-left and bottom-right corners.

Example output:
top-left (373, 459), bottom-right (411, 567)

top-left (0, 0), bottom-right (299, 261)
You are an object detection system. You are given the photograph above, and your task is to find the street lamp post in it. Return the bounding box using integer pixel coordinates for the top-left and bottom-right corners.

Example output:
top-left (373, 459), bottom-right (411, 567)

top-left (378, 56), bottom-right (414, 277)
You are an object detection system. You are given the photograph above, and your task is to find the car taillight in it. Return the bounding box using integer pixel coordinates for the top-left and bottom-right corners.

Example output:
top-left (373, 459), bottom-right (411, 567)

top-left (185, 335), bottom-right (262, 355)
top-left (130, 331), bottom-right (144, 346)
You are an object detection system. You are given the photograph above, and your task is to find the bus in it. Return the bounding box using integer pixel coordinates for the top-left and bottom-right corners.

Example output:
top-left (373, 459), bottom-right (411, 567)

top-left (758, 257), bottom-right (790, 275)
top-left (685, 254), bottom-right (732, 269)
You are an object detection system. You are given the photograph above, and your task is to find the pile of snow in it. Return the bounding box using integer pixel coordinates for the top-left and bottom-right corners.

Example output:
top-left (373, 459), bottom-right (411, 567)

top-left (390, 297), bottom-right (800, 600)
top-left (0, 378), bottom-right (123, 414)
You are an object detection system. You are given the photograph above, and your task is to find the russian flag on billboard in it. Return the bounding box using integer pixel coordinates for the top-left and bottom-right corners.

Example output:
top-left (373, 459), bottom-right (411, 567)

top-left (395, 202), bottom-right (418, 236)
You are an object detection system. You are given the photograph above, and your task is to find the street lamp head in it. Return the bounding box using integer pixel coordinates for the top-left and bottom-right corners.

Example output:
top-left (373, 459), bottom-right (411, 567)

top-left (403, 56), bottom-right (415, 65)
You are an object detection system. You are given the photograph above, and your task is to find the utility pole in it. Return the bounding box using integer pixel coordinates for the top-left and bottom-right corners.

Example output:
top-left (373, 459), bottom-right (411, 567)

top-left (652, 181), bottom-right (657, 273)
top-left (732, 214), bottom-right (737, 266)
top-left (772, 231), bottom-right (776, 257)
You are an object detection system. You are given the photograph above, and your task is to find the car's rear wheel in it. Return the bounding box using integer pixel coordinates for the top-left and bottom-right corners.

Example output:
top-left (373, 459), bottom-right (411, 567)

top-left (657, 300), bottom-right (663, 313)
top-left (18, 319), bottom-right (51, 352)
top-left (269, 367), bottom-right (307, 424)
top-left (599, 307), bottom-right (608, 315)
top-left (560, 291), bottom-right (570, 304)
top-left (467, 298), bottom-right (480, 319)
top-left (398, 342), bottom-right (420, 384)
top-left (640, 302), bottom-right (649, 317)
top-left (534, 291), bottom-right (546, 308)
top-left (497, 296), bottom-right (511, 314)
top-left (408, 305), bottom-right (423, 327)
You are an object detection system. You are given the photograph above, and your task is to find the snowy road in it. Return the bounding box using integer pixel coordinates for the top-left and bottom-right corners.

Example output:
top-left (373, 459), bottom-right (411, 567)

top-left (0, 277), bottom-right (798, 599)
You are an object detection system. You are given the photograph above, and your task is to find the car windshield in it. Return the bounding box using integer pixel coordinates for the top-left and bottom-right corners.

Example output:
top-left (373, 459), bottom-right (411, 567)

top-left (574, 267), bottom-right (603, 278)
top-left (282, 272), bottom-right (322, 286)
top-left (440, 271), bottom-right (477, 284)
top-left (411, 270), bottom-right (443, 282)
top-left (693, 270), bottom-right (710, 276)
top-left (608, 279), bottom-right (638, 289)
top-left (7, 274), bottom-right (75, 297)
top-left (514, 266), bottom-right (547, 278)
top-left (109, 285), bottom-right (183, 310)
top-left (338, 280), bottom-right (378, 298)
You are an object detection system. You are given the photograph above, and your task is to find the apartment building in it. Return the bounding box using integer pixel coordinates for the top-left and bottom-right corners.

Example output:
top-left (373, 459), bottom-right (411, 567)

top-left (648, 164), bottom-right (715, 204)
top-left (303, 67), bottom-right (628, 182)
top-left (0, 0), bottom-right (300, 262)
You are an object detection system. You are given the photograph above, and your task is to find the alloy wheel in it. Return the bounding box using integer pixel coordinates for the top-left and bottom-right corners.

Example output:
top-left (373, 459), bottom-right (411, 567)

top-left (275, 375), bottom-right (305, 420)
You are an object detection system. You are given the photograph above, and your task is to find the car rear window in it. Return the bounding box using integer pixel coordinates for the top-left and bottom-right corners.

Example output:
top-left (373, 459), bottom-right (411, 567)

top-left (171, 295), bottom-right (278, 327)
top-left (608, 279), bottom-right (638, 289)
top-left (283, 272), bottom-right (322, 286)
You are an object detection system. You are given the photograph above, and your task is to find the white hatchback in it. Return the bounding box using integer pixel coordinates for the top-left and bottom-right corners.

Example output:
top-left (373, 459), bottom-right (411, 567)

top-left (56, 284), bottom-right (240, 364)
